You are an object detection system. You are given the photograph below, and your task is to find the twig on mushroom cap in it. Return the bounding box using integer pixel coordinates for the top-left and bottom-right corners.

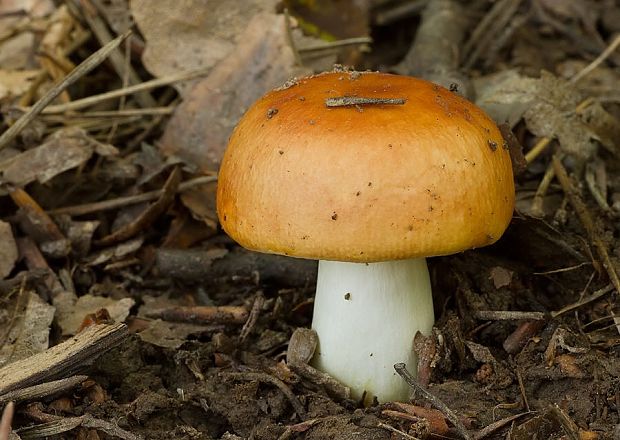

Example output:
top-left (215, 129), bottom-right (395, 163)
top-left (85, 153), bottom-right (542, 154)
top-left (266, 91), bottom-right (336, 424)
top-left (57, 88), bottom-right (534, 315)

top-left (394, 363), bottom-right (473, 440)
top-left (325, 96), bottom-right (406, 107)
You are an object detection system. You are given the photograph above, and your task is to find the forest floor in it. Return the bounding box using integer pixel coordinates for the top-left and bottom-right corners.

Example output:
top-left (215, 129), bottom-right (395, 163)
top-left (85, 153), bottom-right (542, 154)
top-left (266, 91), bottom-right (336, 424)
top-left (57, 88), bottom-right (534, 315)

top-left (0, 0), bottom-right (620, 439)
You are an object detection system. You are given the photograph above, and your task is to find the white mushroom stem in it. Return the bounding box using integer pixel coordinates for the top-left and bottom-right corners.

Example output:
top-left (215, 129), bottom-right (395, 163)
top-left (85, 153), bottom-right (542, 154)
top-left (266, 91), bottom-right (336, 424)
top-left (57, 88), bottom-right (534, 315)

top-left (311, 258), bottom-right (434, 403)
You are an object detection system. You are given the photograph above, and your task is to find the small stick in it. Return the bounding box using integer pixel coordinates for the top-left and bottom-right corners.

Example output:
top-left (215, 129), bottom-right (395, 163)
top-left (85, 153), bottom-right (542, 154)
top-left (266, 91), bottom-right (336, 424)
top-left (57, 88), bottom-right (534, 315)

top-left (0, 376), bottom-right (88, 405)
top-left (40, 67), bottom-right (211, 114)
top-left (48, 175), bottom-right (216, 217)
top-left (530, 162), bottom-right (556, 217)
top-left (239, 292), bottom-right (265, 342)
top-left (570, 34), bottom-right (620, 84)
top-left (525, 137), bottom-right (552, 164)
top-left (550, 283), bottom-right (614, 318)
top-left (144, 305), bottom-right (249, 325)
top-left (503, 320), bottom-right (546, 354)
top-left (326, 97), bottom-right (406, 107)
top-left (394, 363), bottom-right (472, 440)
top-left (0, 323), bottom-right (128, 395)
top-left (0, 402), bottom-right (14, 440)
top-left (473, 412), bottom-right (529, 440)
top-left (473, 310), bottom-right (546, 321)
top-left (298, 37), bottom-right (372, 52)
top-left (78, 0), bottom-right (156, 108)
top-left (515, 367), bottom-right (529, 411)
top-left (552, 155), bottom-right (620, 296)
top-left (377, 422), bottom-right (421, 440)
top-left (37, 106), bottom-right (175, 118)
top-left (95, 166), bottom-right (181, 245)
top-left (0, 30), bottom-right (131, 151)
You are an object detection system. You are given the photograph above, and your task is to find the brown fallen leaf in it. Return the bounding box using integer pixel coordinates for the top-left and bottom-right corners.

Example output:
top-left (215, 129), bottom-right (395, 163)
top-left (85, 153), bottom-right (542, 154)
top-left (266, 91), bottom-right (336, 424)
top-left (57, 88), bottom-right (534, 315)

top-left (0, 221), bottom-right (18, 279)
top-left (159, 12), bottom-right (307, 171)
top-left (474, 70), bottom-right (619, 160)
top-left (489, 266), bottom-right (513, 289)
top-left (0, 127), bottom-right (118, 188)
top-left (131, 0), bottom-right (278, 96)
top-left (0, 70), bottom-right (41, 103)
top-left (0, 291), bottom-right (55, 367)
top-left (56, 295), bottom-right (134, 336)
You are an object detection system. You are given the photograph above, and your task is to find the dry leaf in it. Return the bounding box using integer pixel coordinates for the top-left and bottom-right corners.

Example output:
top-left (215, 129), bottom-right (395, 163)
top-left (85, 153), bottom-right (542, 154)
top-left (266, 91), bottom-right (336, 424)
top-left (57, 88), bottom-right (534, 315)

top-left (85, 237), bottom-right (144, 266)
top-left (0, 291), bottom-right (55, 367)
top-left (137, 296), bottom-right (217, 349)
top-left (0, 70), bottom-right (41, 103)
top-left (475, 70), bottom-right (619, 160)
top-left (0, 127), bottom-right (118, 188)
top-left (56, 295), bottom-right (135, 336)
top-left (0, 0), bottom-right (54, 69)
top-left (160, 12), bottom-right (306, 171)
top-left (131, 0), bottom-right (278, 96)
top-left (489, 266), bottom-right (513, 289)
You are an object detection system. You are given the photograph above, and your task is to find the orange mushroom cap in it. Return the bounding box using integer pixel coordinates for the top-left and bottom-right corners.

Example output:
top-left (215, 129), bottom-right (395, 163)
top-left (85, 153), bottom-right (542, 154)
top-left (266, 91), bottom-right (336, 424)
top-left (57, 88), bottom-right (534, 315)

top-left (217, 71), bottom-right (515, 262)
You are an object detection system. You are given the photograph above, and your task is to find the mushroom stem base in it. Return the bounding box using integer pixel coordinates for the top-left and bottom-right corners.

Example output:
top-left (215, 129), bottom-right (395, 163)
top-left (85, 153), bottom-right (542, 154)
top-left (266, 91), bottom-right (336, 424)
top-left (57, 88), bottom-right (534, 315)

top-left (311, 258), bottom-right (434, 403)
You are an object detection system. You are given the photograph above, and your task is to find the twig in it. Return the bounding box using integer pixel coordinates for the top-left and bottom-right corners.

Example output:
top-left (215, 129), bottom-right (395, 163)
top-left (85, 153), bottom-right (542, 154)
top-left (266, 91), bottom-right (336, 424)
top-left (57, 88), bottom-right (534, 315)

top-left (298, 37), bottom-right (372, 52)
top-left (95, 166), bottom-right (181, 245)
top-left (225, 372), bottom-right (305, 418)
top-left (276, 418), bottom-right (322, 440)
top-left (463, 0), bottom-right (523, 69)
top-left (585, 163), bottom-right (612, 214)
top-left (570, 34), bottom-right (620, 84)
top-left (550, 284), bottom-right (614, 318)
top-left (0, 376), bottom-right (88, 405)
top-left (0, 402), bottom-right (14, 440)
top-left (143, 305), bottom-right (249, 325)
top-left (239, 292), bottom-right (265, 342)
top-left (533, 262), bottom-right (592, 275)
top-left (14, 413), bottom-right (142, 440)
top-left (394, 363), bottom-right (472, 440)
top-left (377, 422), bottom-right (421, 440)
top-left (530, 162), bottom-right (556, 217)
top-left (38, 107), bottom-right (175, 118)
top-left (77, 0), bottom-right (156, 108)
top-left (39, 67), bottom-right (211, 114)
top-left (473, 311), bottom-right (546, 321)
top-left (515, 367), bottom-right (529, 411)
top-left (373, 0), bottom-right (428, 25)
top-left (503, 320), bottom-right (546, 354)
top-left (325, 97), bottom-right (406, 107)
top-left (0, 30), bottom-right (131, 151)
top-left (0, 323), bottom-right (128, 395)
top-left (48, 175), bottom-right (216, 217)
top-left (473, 412), bottom-right (529, 440)
top-left (552, 156), bottom-right (620, 297)
top-left (525, 137), bottom-right (552, 164)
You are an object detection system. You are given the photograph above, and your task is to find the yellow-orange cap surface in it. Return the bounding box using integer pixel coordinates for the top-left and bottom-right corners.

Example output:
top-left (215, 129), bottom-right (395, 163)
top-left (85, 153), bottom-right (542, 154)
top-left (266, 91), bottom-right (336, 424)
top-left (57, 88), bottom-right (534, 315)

top-left (217, 71), bottom-right (515, 262)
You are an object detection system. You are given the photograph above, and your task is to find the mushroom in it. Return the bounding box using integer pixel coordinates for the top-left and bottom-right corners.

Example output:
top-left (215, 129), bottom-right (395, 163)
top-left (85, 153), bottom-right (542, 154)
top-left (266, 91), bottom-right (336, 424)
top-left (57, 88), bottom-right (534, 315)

top-left (216, 71), bottom-right (514, 403)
